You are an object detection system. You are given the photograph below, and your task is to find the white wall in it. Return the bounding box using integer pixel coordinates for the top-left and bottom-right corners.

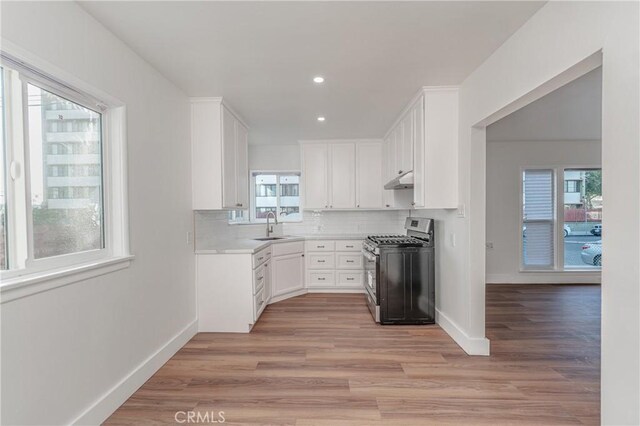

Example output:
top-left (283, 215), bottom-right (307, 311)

top-left (249, 144), bottom-right (300, 171)
top-left (1, 2), bottom-right (195, 424)
top-left (485, 140), bottom-right (601, 283)
top-left (447, 2), bottom-right (638, 424)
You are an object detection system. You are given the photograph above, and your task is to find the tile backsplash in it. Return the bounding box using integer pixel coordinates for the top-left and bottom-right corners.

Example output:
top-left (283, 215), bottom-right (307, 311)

top-left (194, 210), bottom-right (409, 248)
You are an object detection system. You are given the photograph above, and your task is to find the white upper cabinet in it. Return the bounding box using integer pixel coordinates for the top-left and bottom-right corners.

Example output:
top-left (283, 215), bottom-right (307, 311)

top-left (301, 140), bottom-right (384, 210)
top-left (356, 142), bottom-right (383, 208)
top-left (329, 143), bottom-right (356, 209)
top-left (384, 87), bottom-right (459, 209)
top-left (400, 113), bottom-right (413, 176)
top-left (235, 123), bottom-right (249, 207)
top-left (415, 87), bottom-right (459, 209)
top-left (191, 98), bottom-right (249, 210)
top-left (301, 143), bottom-right (329, 209)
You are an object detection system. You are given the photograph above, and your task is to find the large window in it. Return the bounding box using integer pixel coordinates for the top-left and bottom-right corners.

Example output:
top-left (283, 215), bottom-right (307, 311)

top-left (521, 167), bottom-right (602, 271)
top-left (0, 57), bottom-right (112, 278)
top-left (1, 68), bottom-right (7, 270)
top-left (27, 84), bottom-right (104, 259)
top-left (564, 169), bottom-right (602, 269)
top-left (251, 172), bottom-right (301, 222)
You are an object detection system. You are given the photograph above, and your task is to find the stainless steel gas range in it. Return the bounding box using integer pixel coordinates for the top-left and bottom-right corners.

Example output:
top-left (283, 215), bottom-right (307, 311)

top-left (362, 217), bottom-right (435, 325)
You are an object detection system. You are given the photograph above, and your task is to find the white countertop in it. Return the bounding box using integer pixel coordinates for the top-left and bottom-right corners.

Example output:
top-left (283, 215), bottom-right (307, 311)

top-left (195, 234), bottom-right (368, 254)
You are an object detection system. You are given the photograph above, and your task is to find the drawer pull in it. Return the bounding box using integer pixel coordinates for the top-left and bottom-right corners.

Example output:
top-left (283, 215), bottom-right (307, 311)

top-left (347, 277), bottom-right (354, 281)
top-left (258, 256), bottom-right (264, 261)
top-left (317, 260), bottom-right (325, 263)
top-left (346, 260), bottom-right (354, 263)
top-left (346, 245), bottom-right (354, 248)
top-left (318, 277), bottom-right (325, 281)
top-left (317, 245), bottom-right (325, 248)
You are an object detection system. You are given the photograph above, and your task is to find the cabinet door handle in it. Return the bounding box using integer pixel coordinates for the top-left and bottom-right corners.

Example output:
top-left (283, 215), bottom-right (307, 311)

top-left (357, 205), bottom-right (360, 208)
top-left (398, 170), bottom-right (403, 175)
top-left (236, 203), bottom-right (243, 207)
top-left (386, 204), bottom-right (390, 207)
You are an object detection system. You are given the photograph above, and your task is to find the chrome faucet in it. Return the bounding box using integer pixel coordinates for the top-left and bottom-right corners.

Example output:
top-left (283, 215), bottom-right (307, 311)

top-left (266, 211), bottom-right (278, 237)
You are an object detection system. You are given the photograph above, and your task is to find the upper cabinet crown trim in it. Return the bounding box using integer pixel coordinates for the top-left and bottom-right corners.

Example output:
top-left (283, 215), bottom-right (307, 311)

top-left (383, 86), bottom-right (459, 140)
top-left (190, 96), bottom-right (250, 129)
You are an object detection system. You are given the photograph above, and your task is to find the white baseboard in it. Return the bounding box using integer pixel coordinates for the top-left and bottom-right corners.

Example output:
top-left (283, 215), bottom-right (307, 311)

top-left (436, 309), bottom-right (490, 356)
top-left (71, 319), bottom-right (198, 425)
top-left (269, 288), bottom-right (307, 304)
top-left (307, 288), bottom-right (365, 294)
top-left (487, 272), bottom-right (601, 284)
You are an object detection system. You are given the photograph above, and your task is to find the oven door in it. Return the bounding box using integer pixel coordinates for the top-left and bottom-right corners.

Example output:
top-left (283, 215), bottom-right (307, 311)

top-left (362, 248), bottom-right (378, 301)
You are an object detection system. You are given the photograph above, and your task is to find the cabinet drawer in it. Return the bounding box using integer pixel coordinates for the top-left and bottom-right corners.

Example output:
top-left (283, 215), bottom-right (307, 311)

top-left (336, 253), bottom-right (363, 269)
top-left (307, 271), bottom-right (335, 287)
top-left (254, 287), bottom-right (266, 321)
top-left (252, 247), bottom-right (271, 268)
top-left (337, 271), bottom-right (363, 287)
top-left (307, 253), bottom-right (335, 269)
top-left (272, 241), bottom-right (304, 257)
top-left (305, 240), bottom-right (335, 252)
top-left (335, 240), bottom-right (362, 251)
top-left (253, 263), bottom-right (266, 294)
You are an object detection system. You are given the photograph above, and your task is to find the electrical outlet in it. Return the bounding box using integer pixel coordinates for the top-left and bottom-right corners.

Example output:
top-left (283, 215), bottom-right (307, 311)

top-left (486, 242), bottom-right (494, 249)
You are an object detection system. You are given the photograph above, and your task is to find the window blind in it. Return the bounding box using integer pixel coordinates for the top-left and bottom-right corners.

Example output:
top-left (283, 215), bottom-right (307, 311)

top-left (523, 169), bottom-right (554, 268)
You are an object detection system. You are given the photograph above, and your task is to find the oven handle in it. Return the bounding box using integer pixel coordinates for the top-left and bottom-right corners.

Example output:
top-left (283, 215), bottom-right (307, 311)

top-left (362, 249), bottom-right (377, 262)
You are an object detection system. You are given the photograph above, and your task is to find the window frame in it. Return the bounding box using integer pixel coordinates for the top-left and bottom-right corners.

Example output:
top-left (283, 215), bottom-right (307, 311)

top-left (249, 170), bottom-right (302, 224)
top-left (0, 50), bottom-right (131, 285)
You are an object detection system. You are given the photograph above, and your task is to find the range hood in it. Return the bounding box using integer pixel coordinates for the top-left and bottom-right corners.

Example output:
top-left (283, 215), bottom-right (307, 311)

top-left (384, 171), bottom-right (414, 190)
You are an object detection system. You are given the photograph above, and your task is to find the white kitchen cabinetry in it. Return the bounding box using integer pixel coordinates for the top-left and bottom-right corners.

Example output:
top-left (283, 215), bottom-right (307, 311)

top-left (271, 242), bottom-right (305, 298)
top-left (191, 97), bottom-right (249, 210)
top-left (329, 143), bottom-right (356, 209)
top-left (356, 142), bottom-right (383, 208)
top-left (301, 143), bottom-right (328, 209)
top-left (301, 140), bottom-right (384, 210)
top-left (306, 239), bottom-right (364, 291)
top-left (383, 87), bottom-right (459, 209)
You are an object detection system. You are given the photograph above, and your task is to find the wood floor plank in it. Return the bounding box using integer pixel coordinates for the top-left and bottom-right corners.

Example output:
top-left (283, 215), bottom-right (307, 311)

top-left (105, 284), bottom-right (600, 424)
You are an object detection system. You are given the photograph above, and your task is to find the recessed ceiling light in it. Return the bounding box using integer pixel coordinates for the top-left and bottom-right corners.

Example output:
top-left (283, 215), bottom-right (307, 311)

top-left (313, 76), bottom-right (325, 84)
top-left (317, 116), bottom-right (326, 122)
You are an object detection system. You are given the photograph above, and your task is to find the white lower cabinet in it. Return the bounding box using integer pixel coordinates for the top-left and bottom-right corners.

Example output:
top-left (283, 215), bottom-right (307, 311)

top-left (305, 239), bottom-right (364, 291)
top-left (271, 241), bottom-right (305, 298)
top-left (197, 239), bottom-right (365, 333)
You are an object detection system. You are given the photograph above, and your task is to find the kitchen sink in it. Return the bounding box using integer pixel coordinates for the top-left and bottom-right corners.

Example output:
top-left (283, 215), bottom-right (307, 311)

top-left (253, 237), bottom-right (286, 241)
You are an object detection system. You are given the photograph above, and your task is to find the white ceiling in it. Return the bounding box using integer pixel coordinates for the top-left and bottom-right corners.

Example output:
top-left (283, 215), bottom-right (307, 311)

top-left (487, 67), bottom-right (602, 142)
top-left (79, 1), bottom-right (545, 145)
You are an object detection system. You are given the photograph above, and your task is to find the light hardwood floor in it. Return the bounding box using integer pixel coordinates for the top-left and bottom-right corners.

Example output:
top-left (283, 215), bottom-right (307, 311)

top-left (106, 285), bottom-right (600, 425)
